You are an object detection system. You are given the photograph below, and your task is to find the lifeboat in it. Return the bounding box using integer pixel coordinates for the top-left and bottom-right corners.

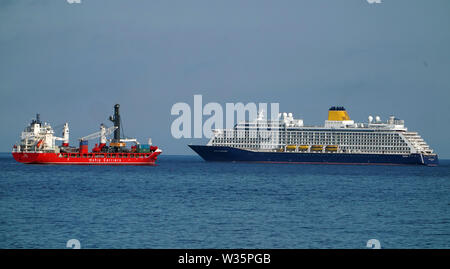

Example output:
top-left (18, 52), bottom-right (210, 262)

top-left (36, 139), bottom-right (44, 149)
top-left (298, 145), bottom-right (309, 151)
top-left (286, 145), bottom-right (297, 151)
top-left (311, 145), bottom-right (323, 151)
top-left (325, 145), bottom-right (338, 152)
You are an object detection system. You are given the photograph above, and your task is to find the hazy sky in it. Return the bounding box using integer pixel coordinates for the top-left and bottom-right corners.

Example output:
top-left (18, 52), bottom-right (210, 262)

top-left (1, 0), bottom-right (449, 157)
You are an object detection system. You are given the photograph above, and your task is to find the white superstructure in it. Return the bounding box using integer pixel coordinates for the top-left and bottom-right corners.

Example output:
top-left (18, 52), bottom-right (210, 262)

top-left (207, 107), bottom-right (435, 155)
top-left (14, 114), bottom-right (67, 153)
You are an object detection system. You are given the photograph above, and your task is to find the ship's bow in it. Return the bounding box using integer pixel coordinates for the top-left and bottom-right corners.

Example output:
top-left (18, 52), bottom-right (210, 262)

top-left (423, 154), bottom-right (439, 166)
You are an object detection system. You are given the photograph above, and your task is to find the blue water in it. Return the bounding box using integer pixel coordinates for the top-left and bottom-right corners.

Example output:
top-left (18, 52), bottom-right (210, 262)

top-left (0, 153), bottom-right (449, 249)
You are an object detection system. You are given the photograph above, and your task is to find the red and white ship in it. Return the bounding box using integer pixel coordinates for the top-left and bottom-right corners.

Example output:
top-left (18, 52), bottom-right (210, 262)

top-left (12, 104), bottom-right (162, 165)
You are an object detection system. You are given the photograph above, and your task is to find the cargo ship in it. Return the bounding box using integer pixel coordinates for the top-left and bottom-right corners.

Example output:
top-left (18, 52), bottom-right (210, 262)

top-left (189, 107), bottom-right (438, 166)
top-left (12, 104), bottom-right (162, 165)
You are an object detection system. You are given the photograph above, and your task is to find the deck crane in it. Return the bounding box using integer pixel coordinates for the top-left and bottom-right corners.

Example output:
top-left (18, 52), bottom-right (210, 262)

top-left (119, 138), bottom-right (140, 145)
top-left (54, 123), bottom-right (70, 146)
top-left (78, 124), bottom-right (118, 153)
top-left (79, 124), bottom-right (117, 142)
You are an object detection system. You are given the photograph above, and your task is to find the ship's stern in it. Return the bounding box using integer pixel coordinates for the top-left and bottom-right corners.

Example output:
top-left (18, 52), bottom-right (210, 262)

top-left (12, 152), bottom-right (39, 164)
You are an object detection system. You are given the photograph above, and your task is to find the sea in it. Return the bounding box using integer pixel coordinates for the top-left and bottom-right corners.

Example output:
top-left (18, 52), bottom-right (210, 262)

top-left (0, 153), bottom-right (449, 249)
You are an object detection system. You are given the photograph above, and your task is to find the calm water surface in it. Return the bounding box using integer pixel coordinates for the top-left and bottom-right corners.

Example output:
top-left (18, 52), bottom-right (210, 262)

top-left (0, 153), bottom-right (449, 248)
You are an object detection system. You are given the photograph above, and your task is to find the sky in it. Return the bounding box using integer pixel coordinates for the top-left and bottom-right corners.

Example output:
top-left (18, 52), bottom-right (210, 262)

top-left (0, 0), bottom-right (449, 157)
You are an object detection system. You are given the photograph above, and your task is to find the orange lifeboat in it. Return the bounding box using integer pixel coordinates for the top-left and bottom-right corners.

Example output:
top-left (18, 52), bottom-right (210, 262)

top-left (36, 139), bottom-right (44, 149)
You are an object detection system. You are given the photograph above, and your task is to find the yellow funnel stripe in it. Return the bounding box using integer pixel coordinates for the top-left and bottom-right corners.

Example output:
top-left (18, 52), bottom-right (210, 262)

top-left (328, 110), bottom-right (350, 121)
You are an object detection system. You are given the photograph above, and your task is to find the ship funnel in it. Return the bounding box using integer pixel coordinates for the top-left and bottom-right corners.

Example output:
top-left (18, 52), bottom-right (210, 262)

top-left (328, 106), bottom-right (350, 121)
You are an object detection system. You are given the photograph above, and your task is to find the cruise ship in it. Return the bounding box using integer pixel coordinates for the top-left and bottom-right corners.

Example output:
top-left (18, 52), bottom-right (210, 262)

top-left (189, 107), bottom-right (438, 166)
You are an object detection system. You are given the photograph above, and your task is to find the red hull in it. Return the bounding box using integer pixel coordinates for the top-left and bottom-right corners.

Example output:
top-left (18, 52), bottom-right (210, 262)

top-left (12, 151), bottom-right (161, 165)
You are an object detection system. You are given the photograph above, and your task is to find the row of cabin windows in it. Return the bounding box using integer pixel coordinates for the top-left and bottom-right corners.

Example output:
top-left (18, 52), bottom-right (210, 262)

top-left (215, 131), bottom-right (408, 145)
top-left (222, 130), bottom-right (401, 136)
top-left (213, 138), bottom-right (408, 146)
